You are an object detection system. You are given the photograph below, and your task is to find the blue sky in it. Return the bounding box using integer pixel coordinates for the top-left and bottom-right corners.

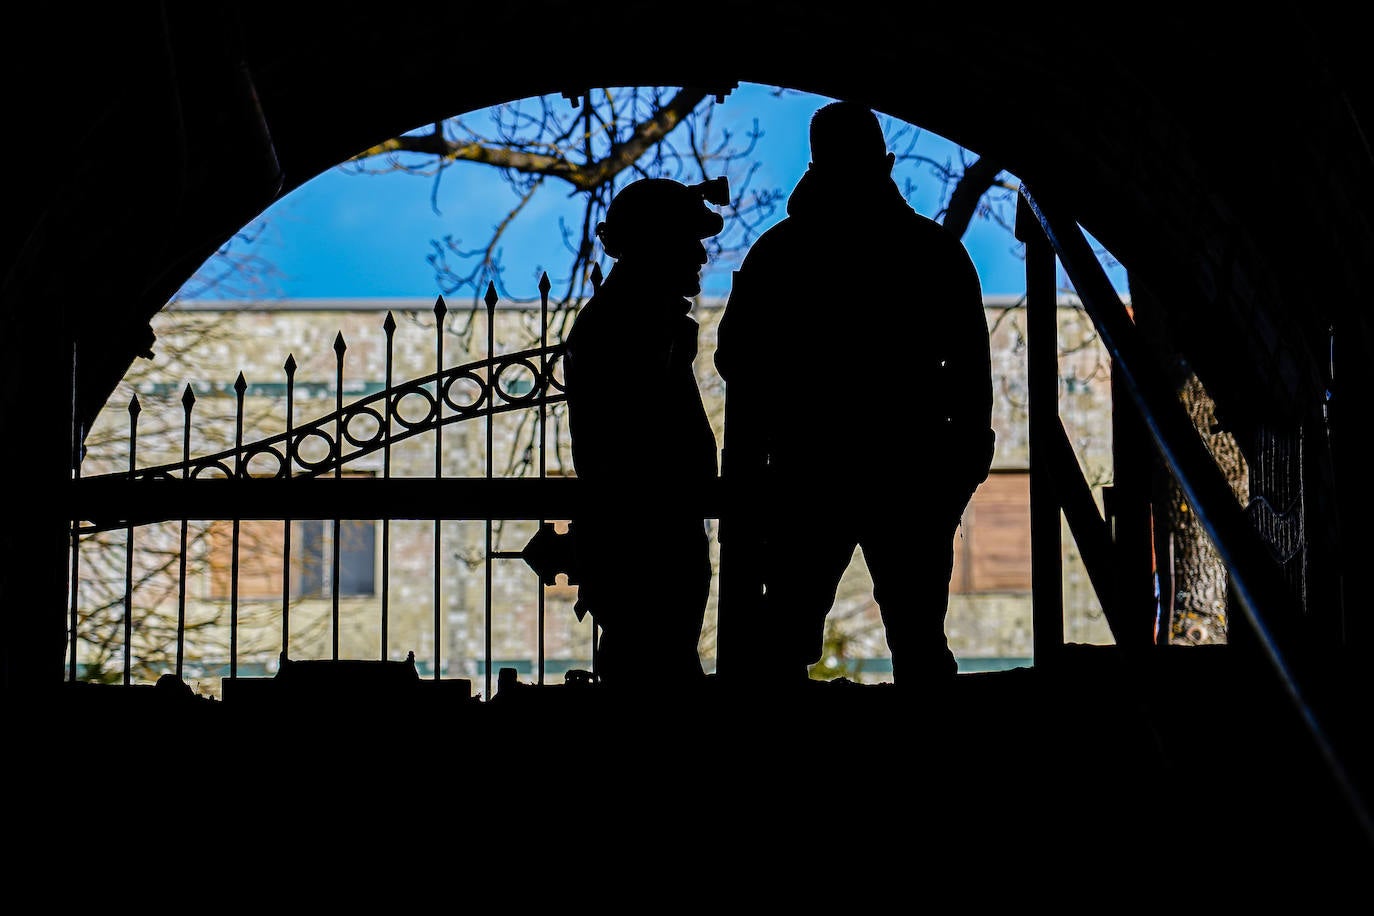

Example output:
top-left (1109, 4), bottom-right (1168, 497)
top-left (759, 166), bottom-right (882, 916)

top-left (197, 83), bottom-right (1122, 303)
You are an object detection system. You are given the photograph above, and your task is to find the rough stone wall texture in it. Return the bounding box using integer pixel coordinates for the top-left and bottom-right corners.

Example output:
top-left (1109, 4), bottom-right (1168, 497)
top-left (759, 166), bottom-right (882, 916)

top-left (79, 297), bottom-right (1117, 693)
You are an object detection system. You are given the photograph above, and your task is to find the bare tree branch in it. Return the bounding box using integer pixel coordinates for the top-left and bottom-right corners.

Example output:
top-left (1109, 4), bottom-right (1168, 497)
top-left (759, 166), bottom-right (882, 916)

top-left (941, 155), bottom-right (1009, 239)
top-left (351, 87), bottom-right (712, 193)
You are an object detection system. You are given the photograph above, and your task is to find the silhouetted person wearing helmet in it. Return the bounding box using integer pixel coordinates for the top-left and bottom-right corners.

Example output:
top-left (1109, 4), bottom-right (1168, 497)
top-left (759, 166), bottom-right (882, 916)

top-left (715, 101), bottom-right (994, 688)
top-left (563, 176), bottom-right (728, 689)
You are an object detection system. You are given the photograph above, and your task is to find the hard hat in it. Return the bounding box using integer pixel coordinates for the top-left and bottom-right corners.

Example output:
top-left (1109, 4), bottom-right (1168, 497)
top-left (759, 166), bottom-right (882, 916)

top-left (596, 177), bottom-right (728, 260)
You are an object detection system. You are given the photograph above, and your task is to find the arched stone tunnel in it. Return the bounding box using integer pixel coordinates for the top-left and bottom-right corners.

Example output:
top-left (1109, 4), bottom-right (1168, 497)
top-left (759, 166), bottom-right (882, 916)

top-left (4, 3), bottom-right (1373, 872)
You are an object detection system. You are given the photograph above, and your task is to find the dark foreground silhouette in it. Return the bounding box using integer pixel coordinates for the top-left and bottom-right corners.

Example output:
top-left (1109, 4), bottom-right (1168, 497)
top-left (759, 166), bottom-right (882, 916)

top-left (561, 175), bottom-right (729, 688)
top-left (17, 645), bottom-right (1373, 886)
top-left (18, 100), bottom-right (1368, 884)
top-left (716, 100), bottom-right (995, 686)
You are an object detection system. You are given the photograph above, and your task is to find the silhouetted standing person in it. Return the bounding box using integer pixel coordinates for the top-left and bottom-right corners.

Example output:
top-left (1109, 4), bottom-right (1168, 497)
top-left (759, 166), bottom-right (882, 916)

top-left (563, 177), bottom-right (728, 688)
top-left (715, 101), bottom-right (994, 686)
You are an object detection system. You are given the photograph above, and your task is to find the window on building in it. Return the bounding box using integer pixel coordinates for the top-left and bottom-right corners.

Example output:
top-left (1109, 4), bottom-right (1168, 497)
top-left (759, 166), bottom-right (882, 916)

top-left (206, 473), bottom-right (379, 599)
top-left (293, 518), bottom-right (377, 597)
top-left (208, 517), bottom-right (378, 599)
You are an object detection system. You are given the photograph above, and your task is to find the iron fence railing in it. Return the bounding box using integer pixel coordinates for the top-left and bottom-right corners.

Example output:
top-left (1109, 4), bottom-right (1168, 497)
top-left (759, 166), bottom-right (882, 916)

top-left (67, 189), bottom-right (1287, 712)
top-left (68, 275), bottom-right (587, 702)
top-left (65, 251), bottom-right (1125, 703)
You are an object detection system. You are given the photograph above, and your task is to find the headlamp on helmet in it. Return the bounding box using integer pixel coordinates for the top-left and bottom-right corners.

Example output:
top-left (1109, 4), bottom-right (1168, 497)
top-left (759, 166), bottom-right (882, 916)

top-left (596, 177), bottom-right (730, 260)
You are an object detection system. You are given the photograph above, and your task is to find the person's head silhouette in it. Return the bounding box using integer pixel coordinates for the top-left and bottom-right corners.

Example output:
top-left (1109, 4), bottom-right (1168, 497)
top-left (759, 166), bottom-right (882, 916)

top-left (596, 177), bottom-right (728, 298)
top-left (808, 100), bottom-right (896, 179)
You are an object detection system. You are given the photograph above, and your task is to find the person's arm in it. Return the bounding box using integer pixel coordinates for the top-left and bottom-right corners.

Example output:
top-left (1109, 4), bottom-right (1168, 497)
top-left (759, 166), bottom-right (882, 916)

top-left (715, 265), bottom-right (770, 481)
top-left (564, 315), bottom-right (630, 482)
top-left (713, 269), bottom-right (747, 385)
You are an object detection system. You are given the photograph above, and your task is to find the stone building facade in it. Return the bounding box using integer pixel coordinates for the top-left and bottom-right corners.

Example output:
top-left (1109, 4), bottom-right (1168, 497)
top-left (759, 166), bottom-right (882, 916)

top-left (75, 294), bottom-right (1115, 696)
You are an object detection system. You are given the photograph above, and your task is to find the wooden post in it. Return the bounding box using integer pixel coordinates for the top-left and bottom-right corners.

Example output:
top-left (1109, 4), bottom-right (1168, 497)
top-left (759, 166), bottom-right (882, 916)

top-left (1017, 192), bottom-right (1064, 668)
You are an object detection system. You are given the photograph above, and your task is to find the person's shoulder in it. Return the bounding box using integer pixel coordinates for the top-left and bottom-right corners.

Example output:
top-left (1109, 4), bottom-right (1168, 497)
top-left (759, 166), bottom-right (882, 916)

top-left (564, 296), bottom-right (606, 347)
top-left (742, 216), bottom-right (800, 255)
top-left (567, 294), bottom-right (598, 326)
top-left (896, 203), bottom-right (951, 236)
top-left (736, 216), bottom-right (817, 277)
top-left (898, 207), bottom-right (977, 259)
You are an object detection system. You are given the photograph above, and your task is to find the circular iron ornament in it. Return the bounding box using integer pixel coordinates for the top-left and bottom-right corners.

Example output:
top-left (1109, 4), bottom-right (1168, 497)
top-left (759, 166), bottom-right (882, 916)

top-left (341, 405), bottom-right (385, 449)
top-left (390, 386), bottom-right (439, 431)
top-left (493, 357), bottom-right (541, 405)
top-left (191, 461), bottom-right (235, 479)
top-left (92, 345), bottom-right (571, 483)
top-left (241, 444), bottom-right (288, 479)
top-left (545, 351), bottom-right (568, 394)
top-left (291, 428), bottom-right (339, 474)
top-left (441, 369), bottom-right (490, 415)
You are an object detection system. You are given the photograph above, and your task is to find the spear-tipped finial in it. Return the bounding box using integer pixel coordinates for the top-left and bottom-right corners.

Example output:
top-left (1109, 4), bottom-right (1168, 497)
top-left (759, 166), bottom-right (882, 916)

top-left (485, 282), bottom-right (498, 311)
top-left (234, 372), bottom-right (246, 395)
top-left (333, 332), bottom-right (347, 356)
top-left (383, 311), bottom-right (397, 334)
top-left (434, 295), bottom-right (447, 320)
top-left (181, 384), bottom-right (196, 410)
top-left (284, 354), bottom-right (297, 375)
top-left (538, 272), bottom-right (551, 296)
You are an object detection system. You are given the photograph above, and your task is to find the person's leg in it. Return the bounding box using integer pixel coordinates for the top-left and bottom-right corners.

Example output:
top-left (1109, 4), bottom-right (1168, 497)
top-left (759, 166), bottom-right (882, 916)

top-left (594, 522), bottom-right (709, 688)
top-left (652, 524), bottom-right (711, 685)
top-left (862, 496), bottom-right (964, 683)
top-left (593, 624), bottom-right (622, 685)
top-left (579, 521), bottom-right (638, 688)
top-left (761, 507), bottom-right (858, 682)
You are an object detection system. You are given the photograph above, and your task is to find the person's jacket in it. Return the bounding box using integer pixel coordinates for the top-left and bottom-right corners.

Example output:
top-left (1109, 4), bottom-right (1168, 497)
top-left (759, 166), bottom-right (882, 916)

top-left (564, 266), bottom-right (719, 491)
top-left (715, 163), bottom-right (994, 497)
